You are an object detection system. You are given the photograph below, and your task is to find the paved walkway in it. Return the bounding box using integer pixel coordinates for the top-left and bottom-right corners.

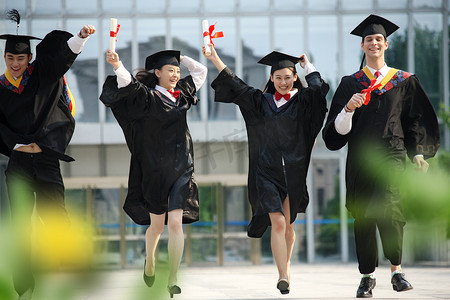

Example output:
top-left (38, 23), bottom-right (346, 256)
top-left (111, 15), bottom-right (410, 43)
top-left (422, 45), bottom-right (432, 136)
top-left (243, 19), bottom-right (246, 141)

top-left (29, 263), bottom-right (450, 300)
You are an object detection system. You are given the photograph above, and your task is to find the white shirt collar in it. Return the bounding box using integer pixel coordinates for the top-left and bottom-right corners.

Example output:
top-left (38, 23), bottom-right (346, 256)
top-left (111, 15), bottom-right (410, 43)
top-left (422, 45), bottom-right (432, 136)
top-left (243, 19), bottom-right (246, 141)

top-left (155, 85), bottom-right (176, 102)
top-left (366, 64), bottom-right (390, 78)
top-left (273, 89), bottom-right (298, 108)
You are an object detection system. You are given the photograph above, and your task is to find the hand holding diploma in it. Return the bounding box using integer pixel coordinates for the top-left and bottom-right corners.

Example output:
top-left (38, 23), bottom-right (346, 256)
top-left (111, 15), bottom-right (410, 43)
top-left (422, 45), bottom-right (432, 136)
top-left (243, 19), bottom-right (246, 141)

top-left (106, 49), bottom-right (121, 70)
top-left (202, 20), bottom-right (223, 56)
top-left (202, 43), bottom-right (226, 72)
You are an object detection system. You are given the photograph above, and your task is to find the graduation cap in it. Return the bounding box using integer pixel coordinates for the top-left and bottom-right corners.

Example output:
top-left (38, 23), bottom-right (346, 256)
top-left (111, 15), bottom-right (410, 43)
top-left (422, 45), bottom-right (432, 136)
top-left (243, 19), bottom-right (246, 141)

top-left (351, 14), bottom-right (399, 40)
top-left (351, 15), bottom-right (399, 70)
top-left (0, 9), bottom-right (40, 55)
top-left (145, 50), bottom-right (180, 71)
top-left (257, 51), bottom-right (301, 73)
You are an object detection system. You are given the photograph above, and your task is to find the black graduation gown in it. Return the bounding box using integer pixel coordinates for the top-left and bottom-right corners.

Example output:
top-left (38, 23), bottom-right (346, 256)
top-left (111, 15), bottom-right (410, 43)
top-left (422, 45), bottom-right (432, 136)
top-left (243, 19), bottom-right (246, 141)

top-left (322, 69), bottom-right (440, 221)
top-left (0, 30), bottom-right (77, 162)
top-left (100, 75), bottom-right (199, 225)
top-left (211, 67), bottom-right (329, 238)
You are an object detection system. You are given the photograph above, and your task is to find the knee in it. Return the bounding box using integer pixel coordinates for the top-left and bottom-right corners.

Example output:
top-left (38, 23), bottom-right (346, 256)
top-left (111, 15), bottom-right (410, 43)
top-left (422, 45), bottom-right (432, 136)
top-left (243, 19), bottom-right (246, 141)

top-left (271, 215), bottom-right (286, 234)
top-left (167, 217), bottom-right (183, 234)
top-left (148, 223), bottom-right (164, 235)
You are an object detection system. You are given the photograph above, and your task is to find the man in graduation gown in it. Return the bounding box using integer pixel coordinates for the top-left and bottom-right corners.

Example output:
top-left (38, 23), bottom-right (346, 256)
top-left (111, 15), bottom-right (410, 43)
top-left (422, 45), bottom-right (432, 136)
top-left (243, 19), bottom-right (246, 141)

top-left (322, 15), bottom-right (440, 298)
top-left (0, 9), bottom-right (95, 299)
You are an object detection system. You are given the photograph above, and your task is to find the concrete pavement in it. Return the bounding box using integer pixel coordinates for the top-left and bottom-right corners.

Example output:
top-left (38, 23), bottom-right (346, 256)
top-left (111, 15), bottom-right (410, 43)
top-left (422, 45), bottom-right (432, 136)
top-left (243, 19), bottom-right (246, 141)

top-left (29, 263), bottom-right (450, 300)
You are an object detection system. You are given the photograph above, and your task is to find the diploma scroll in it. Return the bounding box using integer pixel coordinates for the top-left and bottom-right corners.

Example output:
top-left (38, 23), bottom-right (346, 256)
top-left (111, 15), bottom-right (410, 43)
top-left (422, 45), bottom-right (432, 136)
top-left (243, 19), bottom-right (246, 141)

top-left (109, 18), bottom-right (120, 52)
top-left (202, 20), bottom-right (211, 56)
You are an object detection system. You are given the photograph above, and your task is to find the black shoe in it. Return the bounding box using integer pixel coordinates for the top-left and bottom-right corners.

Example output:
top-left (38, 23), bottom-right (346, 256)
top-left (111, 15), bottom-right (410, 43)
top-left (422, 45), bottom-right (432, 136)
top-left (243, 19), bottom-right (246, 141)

top-left (276, 279), bottom-right (290, 295)
top-left (356, 277), bottom-right (376, 298)
top-left (143, 260), bottom-right (155, 287)
top-left (17, 288), bottom-right (33, 300)
top-left (168, 285), bottom-right (181, 298)
top-left (391, 273), bottom-right (413, 292)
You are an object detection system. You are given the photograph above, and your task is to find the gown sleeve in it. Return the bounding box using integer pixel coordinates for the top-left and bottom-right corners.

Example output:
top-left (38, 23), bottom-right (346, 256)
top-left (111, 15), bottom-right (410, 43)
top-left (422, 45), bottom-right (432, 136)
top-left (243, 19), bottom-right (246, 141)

top-left (210, 67), bottom-right (263, 113)
top-left (403, 75), bottom-right (440, 161)
top-left (302, 71), bottom-right (329, 139)
top-left (322, 76), bottom-right (356, 150)
top-left (35, 30), bottom-right (78, 82)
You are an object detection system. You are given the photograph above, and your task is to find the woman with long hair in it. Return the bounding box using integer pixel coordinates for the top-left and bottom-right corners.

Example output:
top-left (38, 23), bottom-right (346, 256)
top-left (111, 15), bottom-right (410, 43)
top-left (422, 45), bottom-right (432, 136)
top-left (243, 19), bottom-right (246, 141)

top-left (203, 45), bottom-right (328, 294)
top-left (100, 49), bottom-right (207, 298)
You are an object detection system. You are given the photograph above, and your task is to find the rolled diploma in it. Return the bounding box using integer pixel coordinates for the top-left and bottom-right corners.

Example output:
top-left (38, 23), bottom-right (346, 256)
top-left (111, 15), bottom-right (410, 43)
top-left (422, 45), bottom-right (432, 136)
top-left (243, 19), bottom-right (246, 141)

top-left (202, 20), bottom-right (211, 56)
top-left (110, 18), bottom-right (118, 52)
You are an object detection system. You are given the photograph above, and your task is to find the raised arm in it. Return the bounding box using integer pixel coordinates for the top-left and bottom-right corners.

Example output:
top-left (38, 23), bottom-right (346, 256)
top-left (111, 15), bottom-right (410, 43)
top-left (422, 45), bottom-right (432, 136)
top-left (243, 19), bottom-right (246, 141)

top-left (67, 25), bottom-right (96, 54)
top-left (106, 50), bottom-right (132, 88)
top-left (202, 43), bottom-right (226, 72)
top-left (180, 55), bottom-right (207, 91)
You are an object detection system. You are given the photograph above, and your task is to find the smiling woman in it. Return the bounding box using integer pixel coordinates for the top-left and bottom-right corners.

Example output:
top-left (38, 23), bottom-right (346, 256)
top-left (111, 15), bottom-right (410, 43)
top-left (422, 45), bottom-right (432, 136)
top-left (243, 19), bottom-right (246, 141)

top-left (203, 44), bottom-right (329, 295)
top-left (100, 47), bottom-right (207, 298)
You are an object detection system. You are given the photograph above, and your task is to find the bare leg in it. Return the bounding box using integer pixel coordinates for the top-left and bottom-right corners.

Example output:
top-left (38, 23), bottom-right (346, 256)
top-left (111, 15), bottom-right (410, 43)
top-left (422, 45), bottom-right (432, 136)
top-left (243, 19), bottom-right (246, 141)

top-left (283, 196), bottom-right (295, 280)
top-left (145, 213), bottom-right (165, 276)
top-left (167, 209), bottom-right (184, 286)
top-left (269, 211), bottom-right (288, 281)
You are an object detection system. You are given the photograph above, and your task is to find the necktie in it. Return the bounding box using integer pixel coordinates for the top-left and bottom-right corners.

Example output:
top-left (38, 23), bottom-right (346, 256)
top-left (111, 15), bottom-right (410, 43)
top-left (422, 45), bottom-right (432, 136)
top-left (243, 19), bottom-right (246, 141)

top-left (167, 89), bottom-right (180, 99)
top-left (274, 91), bottom-right (290, 101)
top-left (374, 71), bottom-right (381, 79)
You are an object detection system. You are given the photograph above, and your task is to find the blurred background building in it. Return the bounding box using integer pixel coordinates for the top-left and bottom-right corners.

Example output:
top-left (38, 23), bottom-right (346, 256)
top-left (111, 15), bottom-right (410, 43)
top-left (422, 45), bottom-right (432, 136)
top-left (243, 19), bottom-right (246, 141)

top-left (0, 0), bottom-right (449, 268)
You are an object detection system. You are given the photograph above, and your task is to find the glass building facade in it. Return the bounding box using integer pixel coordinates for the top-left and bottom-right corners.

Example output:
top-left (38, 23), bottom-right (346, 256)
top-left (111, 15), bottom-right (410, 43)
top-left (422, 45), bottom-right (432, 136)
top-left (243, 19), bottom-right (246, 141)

top-left (0, 0), bottom-right (449, 266)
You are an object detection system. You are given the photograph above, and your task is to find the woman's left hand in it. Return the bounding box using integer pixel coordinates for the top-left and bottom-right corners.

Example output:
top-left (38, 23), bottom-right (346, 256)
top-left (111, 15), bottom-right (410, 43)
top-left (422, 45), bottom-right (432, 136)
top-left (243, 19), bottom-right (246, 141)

top-left (299, 54), bottom-right (309, 69)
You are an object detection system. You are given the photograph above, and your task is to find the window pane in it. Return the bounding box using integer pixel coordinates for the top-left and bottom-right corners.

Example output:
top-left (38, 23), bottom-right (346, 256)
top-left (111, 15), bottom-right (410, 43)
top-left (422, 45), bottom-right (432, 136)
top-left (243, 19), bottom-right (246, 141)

top-left (137, 18), bottom-right (166, 61)
top-left (413, 13), bottom-right (443, 110)
top-left (307, 0), bottom-right (337, 10)
top-left (383, 14), bottom-right (408, 71)
top-left (413, 0), bottom-right (442, 8)
top-left (274, 0), bottom-right (303, 10)
top-left (136, 0), bottom-right (166, 13)
top-left (274, 16), bottom-right (304, 58)
top-left (66, 19), bottom-right (99, 122)
top-left (240, 0), bottom-right (269, 12)
top-left (378, 0), bottom-right (408, 8)
top-left (206, 18), bottom-right (237, 120)
top-left (31, 0), bottom-right (62, 14)
top-left (171, 18), bottom-right (202, 120)
top-left (309, 16), bottom-right (337, 96)
top-left (30, 19), bottom-right (63, 37)
top-left (4, 1), bottom-right (26, 12)
top-left (102, 0), bottom-right (132, 14)
top-left (169, 0), bottom-right (200, 13)
top-left (241, 17), bottom-right (270, 91)
top-left (66, 0), bottom-right (98, 14)
top-left (342, 15), bottom-right (366, 77)
top-left (341, 0), bottom-right (373, 10)
top-left (205, 0), bottom-right (235, 13)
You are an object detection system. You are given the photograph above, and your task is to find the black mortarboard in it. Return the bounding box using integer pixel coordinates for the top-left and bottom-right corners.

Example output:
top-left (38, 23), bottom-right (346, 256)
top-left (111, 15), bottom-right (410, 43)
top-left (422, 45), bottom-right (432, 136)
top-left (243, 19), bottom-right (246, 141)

top-left (257, 51), bottom-right (300, 73)
top-left (0, 9), bottom-right (40, 54)
top-left (350, 14), bottom-right (399, 40)
top-left (0, 34), bottom-right (41, 54)
top-left (145, 50), bottom-right (180, 71)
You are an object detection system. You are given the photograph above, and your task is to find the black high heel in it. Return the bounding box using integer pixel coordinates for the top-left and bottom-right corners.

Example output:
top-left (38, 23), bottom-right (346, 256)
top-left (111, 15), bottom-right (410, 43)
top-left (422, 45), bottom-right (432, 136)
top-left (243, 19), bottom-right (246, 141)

top-left (167, 285), bottom-right (181, 298)
top-left (277, 278), bottom-right (290, 295)
top-left (143, 259), bottom-right (155, 287)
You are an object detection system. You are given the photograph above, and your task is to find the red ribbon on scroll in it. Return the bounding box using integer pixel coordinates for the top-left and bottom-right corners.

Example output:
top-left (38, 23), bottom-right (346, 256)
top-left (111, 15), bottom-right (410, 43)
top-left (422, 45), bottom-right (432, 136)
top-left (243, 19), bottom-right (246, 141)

top-left (361, 79), bottom-right (381, 105)
top-left (203, 23), bottom-right (223, 47)
top-left (110, 24), bottom-right (121, 42)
